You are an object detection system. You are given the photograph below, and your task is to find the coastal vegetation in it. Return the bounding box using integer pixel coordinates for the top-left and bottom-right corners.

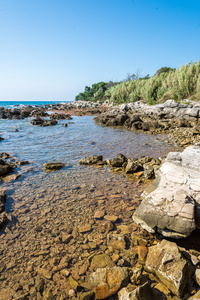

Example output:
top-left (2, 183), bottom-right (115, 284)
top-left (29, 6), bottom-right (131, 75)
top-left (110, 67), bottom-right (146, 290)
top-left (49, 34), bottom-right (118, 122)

top-left (75, 61), bottom-right (200, 104)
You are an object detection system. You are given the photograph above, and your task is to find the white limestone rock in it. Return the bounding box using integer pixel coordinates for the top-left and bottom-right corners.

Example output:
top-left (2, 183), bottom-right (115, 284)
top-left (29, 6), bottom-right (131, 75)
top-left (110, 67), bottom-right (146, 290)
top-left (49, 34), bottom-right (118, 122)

top-left (133, 143), bottom-right (200, 238)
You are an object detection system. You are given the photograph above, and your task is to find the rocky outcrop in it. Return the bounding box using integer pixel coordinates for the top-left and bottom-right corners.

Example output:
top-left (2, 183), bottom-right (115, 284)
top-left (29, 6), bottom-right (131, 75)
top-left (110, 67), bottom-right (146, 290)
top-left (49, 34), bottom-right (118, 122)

top-left (94, 100), bottom-right (200, 147)
top-left (50, 113), bottom-right (72, 120)
top-left (31, 117), bottom-right (57, 126)
top-left (55, 100), bottom-right (108, 116)
top-left (94, 109), bottom-right (129, 126)
top-left (133, 143), bottom-right (200, 238)
top-left (0, 106), bottom-right (49, 120)
top-left (145, 240), bottom-right (193, 297)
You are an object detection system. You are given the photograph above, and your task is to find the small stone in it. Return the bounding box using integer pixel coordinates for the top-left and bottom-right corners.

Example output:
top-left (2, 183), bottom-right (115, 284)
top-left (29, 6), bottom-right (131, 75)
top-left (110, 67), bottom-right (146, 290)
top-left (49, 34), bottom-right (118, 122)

top-left (62, 234), bottom-right (73, 244)
top-left (101, 220), bottom-right (114, 231)
top-left (60, 269), bottom-right (70, 277)
top-left (69, 275), bottom-right (79, 290)
top-left (138, 246), bottom-right (148, 262)
top-left (104, 215), bottom-right (118, 222)
top-left (94, 210), bottom-right (105, 219)
top-left (37, 268), bottom-right (52, 280)
top-left (90, 254), bottom-right (114, 270)
top-left (79, 225), bottom-right (92, 233)
top-left (107, 234), bottom-right (126, 250)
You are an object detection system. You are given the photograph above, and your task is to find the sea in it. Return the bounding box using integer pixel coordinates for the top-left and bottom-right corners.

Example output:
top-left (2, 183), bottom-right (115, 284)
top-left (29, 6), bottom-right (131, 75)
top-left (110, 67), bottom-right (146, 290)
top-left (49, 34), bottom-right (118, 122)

top-left (0, 100), bottom-right (180, 214)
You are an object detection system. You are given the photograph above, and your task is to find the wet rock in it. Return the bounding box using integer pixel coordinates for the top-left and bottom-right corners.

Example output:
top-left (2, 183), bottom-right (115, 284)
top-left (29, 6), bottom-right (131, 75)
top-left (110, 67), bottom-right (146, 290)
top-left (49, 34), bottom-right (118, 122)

top-left (94, 210), bottom-right (105, 219)
top-left (0, 211), bottom-right (10, 230)
top-left (44, 162), bottom-right (65, 171)
top-left (0, 164), bottom-right (12, 176)
top-left (104, 215), bottom-right (118, 222)
top-left (110, 154), bottom-right (127, 168)
top-left (69, 275), bottom-right (80, 290)
top-left (2, 174), bottom-right (21, 182)
top-left (118, 282), bottom-right (153, 300)
top-left (143, 165), bottom-right (155, 179)
top-left (125, 159), bottom-right (140, 174)
top-left (145, 239), bottom-right (193, 297)
top-left (107, 234), bottom-right (126, 250)
top-left (79, 155), bottom-right (103, 165)
top-left (90, 254), bottom-right (114, 270)
top-left (37, 267), bottom-right (52, 280)
top-left (101, 220), bottom-right (114, 231)
top-left (85, 267), bottom-right (129, 299)
top-left (0, 152), bottom-right (10, 159)
top-left (62, 234), bottom-right (73, 244)
top-left (79, 225), bottom-right (92, 233)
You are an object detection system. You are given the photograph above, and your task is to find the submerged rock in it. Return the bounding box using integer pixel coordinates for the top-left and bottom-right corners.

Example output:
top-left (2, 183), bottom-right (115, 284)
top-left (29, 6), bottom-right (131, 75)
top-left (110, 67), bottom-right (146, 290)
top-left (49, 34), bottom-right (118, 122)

top-left (44, 162), bottom-right (65, 171)
top-left (85, 267), bottom-right (129, 299)
top-left (133, 143), bottom-right (200, 238)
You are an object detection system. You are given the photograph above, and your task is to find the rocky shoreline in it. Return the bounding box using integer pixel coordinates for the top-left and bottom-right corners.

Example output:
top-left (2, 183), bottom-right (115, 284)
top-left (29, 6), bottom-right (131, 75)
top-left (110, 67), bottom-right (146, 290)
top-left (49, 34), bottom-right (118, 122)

top-left (0, 100), bottom-right (200, 299)
top-left (94, 99), bottom-right (200, 147)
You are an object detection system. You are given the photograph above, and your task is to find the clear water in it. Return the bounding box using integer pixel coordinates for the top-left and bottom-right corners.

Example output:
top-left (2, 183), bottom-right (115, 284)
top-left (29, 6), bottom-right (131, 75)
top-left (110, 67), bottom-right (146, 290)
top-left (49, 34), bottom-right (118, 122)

top-left (0, 105), bottom-right (181, 215)
top-left (0, 115), bottom-right (178, 167)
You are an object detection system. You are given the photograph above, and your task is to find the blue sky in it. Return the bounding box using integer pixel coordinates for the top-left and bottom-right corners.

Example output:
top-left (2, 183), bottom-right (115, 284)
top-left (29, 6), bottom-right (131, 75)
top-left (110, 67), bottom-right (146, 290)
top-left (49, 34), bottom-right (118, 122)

top-left (0, 0), bottom-right (200, 101)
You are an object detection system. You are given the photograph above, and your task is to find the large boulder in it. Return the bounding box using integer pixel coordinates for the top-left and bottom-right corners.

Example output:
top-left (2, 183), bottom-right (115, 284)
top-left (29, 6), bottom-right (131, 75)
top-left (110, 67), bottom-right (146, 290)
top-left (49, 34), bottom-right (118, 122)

top-left (133, 143), bottom-right (200, 238)
top-left (145, 240), bottom-right (193, 297)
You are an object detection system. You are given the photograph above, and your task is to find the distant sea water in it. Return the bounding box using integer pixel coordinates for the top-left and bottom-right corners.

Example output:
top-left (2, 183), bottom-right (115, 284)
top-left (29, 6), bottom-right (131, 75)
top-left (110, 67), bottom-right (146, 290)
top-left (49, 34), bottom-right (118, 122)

top-left (0, 100), bottom-right (69, 108)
